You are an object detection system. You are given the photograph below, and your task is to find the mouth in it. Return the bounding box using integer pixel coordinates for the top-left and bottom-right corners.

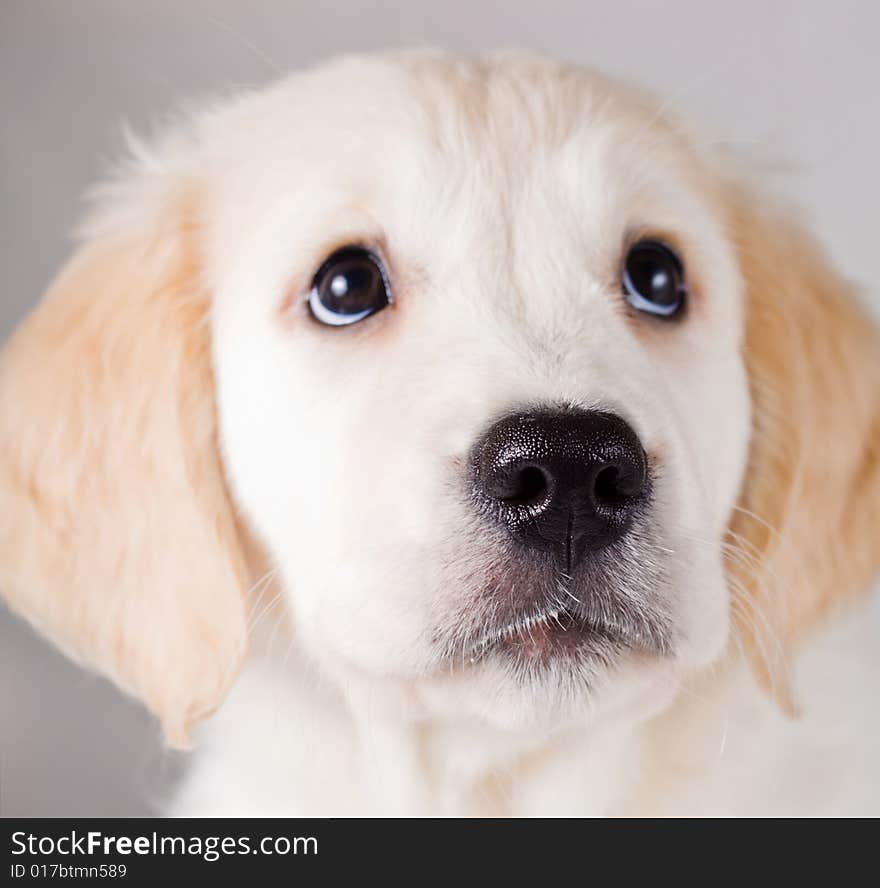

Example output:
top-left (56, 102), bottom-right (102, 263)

top-left (467, 600), bottom-right (619, 663)
top-left (440, 522), bottom-right (676, 677)
top-left (462, 576), bottom-right (672, 670)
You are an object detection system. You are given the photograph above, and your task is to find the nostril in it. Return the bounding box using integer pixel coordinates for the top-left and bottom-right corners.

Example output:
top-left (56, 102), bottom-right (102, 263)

top-left (593, 465), bottom-right (626, 506)
top-left (592, 462), bottom-right (644, 509)
top-left (503, 465), bottom-right (551, 507)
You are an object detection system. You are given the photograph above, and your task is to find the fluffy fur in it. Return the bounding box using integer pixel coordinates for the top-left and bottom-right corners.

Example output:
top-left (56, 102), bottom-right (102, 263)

top-left (1, 51), bottom-right (878, 816)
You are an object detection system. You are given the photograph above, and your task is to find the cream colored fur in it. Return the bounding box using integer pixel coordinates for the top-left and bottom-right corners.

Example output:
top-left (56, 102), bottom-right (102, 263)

top-left (1, 51), bottom-right (878, 815)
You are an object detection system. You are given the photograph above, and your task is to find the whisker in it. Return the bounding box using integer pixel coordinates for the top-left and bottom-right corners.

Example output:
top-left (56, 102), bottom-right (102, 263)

top-left (206, 14), bottom-right (282, 74)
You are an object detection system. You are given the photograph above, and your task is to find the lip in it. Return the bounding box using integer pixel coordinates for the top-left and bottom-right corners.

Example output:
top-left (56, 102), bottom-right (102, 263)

top-left (459, 571), bottom-right (676, 668)
top-left (466, 601), bottom-right (623, 664)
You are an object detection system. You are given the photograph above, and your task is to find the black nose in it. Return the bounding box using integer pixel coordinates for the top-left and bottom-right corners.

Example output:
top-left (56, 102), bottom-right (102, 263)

top-left (472, 408), bottom-right (648, 565)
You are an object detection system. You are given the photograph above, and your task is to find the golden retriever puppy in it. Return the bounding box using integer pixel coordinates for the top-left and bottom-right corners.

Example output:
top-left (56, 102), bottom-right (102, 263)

top-left (1, 51), bottom-right (878, 816)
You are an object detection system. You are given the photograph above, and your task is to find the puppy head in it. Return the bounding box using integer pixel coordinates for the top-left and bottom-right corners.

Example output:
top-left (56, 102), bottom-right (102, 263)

top-left (1, 52), bottom-right (877, 744)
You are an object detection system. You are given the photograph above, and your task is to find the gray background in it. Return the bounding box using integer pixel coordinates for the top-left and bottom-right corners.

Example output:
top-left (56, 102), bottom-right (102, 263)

top-left (1, 0), bottom-right (878, 816)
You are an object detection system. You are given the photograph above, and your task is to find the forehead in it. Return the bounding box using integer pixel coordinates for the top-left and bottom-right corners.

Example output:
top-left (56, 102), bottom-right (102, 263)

top-left (203, 54), bottom-right (724, 279)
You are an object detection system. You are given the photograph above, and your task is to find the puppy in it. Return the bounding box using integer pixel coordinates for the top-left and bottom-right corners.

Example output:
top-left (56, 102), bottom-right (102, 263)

top-left (1, 51), bottom-right (878, 816)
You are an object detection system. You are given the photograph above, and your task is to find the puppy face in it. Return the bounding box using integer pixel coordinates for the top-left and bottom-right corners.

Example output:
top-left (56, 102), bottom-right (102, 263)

top-left (210, 55), bottom-right (750, 730)
top-left (2, 52), bottom-right (876, 747)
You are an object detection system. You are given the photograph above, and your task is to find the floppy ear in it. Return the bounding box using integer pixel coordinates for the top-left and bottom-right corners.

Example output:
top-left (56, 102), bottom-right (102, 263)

top-left (726, 188), bottom-right (880, 707)
top-left (0, 181), bottom-right (248, 748)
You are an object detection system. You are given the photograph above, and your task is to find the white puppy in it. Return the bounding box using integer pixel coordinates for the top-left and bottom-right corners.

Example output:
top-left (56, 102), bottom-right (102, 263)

top-left (1, 51), bottom-right (878, 816)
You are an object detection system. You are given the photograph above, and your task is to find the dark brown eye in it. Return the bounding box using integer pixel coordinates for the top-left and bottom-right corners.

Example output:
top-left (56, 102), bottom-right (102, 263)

top-left (308, 247), bottom-right (391, 326)
top-left (623, 239), bottom-right (686, 318)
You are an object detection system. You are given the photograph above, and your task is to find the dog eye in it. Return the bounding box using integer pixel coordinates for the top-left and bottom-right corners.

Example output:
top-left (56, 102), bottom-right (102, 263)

top-left (622, 240), bottom-right (686, 318)
top-left (308, 247), bottom-right (391, 326)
